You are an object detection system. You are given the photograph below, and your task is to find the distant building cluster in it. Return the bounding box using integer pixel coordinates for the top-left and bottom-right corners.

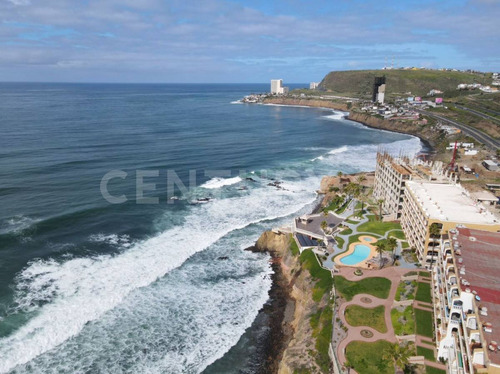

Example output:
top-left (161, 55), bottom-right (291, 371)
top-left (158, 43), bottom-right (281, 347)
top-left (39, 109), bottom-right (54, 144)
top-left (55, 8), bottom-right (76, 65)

top-left (457, 82), bottom-right (499, 93)
top-left (309, 82), bottom-right (320, 90)
top-left (270, 79), bottom-right (289, 95)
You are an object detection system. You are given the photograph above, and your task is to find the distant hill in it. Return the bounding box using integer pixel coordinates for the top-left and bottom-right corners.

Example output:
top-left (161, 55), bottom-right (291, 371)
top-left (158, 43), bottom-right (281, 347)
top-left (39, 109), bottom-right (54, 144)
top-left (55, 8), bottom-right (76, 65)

top-left (319, 69), bottom-right (491, 99)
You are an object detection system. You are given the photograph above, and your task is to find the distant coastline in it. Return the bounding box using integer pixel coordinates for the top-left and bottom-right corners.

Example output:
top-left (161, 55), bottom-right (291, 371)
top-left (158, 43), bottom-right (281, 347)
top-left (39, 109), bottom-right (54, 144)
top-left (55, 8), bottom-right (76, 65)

top-left (239, 95), bottom-right (436, 155)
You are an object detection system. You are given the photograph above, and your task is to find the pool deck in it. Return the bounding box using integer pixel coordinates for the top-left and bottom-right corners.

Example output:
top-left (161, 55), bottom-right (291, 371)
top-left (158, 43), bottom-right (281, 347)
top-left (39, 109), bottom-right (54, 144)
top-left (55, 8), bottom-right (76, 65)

top-left (334, 235), bottom-right (378, 268)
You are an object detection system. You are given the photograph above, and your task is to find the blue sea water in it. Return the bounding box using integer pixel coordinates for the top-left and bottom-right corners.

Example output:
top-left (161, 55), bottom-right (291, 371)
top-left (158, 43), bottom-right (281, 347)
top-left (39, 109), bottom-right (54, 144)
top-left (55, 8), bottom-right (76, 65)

top-left (0, 83), bottom-right (421, 373)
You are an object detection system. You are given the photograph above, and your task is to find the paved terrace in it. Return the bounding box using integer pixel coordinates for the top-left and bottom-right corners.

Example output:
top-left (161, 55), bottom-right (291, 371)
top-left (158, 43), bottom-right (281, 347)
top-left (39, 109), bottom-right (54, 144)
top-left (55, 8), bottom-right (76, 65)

top-left (335, 267), bottom-right (407, 370)
top-left (294, 212), bottom-right (344, 239)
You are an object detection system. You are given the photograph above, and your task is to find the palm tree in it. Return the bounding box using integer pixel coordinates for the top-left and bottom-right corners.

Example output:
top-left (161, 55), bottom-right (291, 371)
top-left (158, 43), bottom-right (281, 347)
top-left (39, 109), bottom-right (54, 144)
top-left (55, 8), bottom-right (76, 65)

top-left (356, 174), bottom-right (366, 184)
top-left (377, 198), bottom-right (385, 221)
top-left (321, 220), bottom-right (328, 232)
top-left (337, 171), bottom-right (343, 177)
top-left (375, 241), bottom-right (386, 266)
top-left (386, 237), bottom-right (398, 260)
top-left (383, 343), bottom-right (412, 373)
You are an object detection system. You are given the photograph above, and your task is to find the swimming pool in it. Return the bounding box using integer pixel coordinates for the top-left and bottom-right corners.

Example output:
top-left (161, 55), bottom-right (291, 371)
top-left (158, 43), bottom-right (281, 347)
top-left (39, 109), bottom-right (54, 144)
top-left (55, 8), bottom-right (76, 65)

top-left (340, 244), bottom-right (371, 265)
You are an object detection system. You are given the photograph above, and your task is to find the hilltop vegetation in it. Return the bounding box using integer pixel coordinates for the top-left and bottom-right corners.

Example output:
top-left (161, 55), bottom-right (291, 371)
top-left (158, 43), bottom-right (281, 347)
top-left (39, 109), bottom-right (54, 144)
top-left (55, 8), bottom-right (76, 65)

top-left (319, 69), bottom-right (491, 99)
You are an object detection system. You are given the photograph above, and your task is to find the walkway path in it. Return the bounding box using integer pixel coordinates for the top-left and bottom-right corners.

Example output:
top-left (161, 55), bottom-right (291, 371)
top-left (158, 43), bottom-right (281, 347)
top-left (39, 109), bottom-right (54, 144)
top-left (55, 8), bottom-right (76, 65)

top-left (335, 266), bottom-right (408, 366)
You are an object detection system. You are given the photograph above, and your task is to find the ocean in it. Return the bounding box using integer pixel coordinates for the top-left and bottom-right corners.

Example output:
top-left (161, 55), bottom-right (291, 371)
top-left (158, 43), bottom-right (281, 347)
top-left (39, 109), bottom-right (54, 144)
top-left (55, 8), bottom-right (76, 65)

top-left (0, 83), bottom-right (421, 373)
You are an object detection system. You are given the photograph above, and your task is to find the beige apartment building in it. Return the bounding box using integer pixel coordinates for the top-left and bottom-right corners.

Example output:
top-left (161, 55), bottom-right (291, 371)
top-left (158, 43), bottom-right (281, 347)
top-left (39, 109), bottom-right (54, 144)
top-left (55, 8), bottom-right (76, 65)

top-left (433, 228), bottom-right (500, 374)
top-left (373, 152), bottom-right (450, 219)
top-left (400, 181), bottom-right (500, 267)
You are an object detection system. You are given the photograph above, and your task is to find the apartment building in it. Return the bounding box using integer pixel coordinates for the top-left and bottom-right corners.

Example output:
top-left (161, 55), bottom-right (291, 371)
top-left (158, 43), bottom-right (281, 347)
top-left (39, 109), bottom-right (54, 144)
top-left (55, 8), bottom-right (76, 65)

top-left (270, 79), bottom-right (289, 95)
top-left (433, 228), bottom-right (500, 374)
top-left (373, 152), bottom-right (449, 219)
top-left (400, 181), bottom-right (500, 267)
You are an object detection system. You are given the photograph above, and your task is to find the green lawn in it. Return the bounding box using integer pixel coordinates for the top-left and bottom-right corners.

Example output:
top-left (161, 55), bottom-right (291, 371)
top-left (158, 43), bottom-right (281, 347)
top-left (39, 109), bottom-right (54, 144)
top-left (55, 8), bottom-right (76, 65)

top-left (346, 233), bottom-right (381, 247)
top-left (347, 233), bottom-right (364, 247)
top-left (415, 282), bottom-right (432, 304)
top-left (336, 236), bottom-right (345, 249)
top-left (357, 220), bottom-right (402, 236)
top-left (425, 366), bottom-right (446, 374)
top-left (345, 305), bottom-right (387, 333)
top-left (340, 227), bottom-right (353, 236)
top-left (388, 230), bottom-right (406, 240)
top-left (345, 340), bottom-right (394, 374)
top-left (391, 306), bottom-right (415, 335)
top-left (334, 276), bottom-right (391, 301)
top-left (415, 309), bottom-right (434, 338)
top-left (417, 346), bottom-right (435, 361)
top-left (300, 249), bottom-right (334, 302)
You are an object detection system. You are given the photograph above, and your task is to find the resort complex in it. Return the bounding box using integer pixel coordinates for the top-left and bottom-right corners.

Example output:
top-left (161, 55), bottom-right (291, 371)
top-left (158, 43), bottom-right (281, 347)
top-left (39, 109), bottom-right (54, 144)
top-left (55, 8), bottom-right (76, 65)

top-left (280, 148), bottom-right (500, 374)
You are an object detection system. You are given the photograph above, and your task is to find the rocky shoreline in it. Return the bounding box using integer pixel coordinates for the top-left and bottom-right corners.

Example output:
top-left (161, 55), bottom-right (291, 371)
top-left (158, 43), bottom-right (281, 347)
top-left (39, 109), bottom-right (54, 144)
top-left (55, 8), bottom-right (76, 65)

top-left (245, 233), bottom-right (297, 374)
top-left (239, 98), bottom-right (442, 373)
top-left (251, 96), bottom-right (440, 154)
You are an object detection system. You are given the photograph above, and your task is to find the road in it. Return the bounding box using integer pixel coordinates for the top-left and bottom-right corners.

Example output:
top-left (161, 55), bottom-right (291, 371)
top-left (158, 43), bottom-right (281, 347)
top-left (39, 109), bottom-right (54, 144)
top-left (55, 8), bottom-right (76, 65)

top-left (417, 109), bottom-right (500, 150)
top-left (454, 104), bottom-right (500, 125)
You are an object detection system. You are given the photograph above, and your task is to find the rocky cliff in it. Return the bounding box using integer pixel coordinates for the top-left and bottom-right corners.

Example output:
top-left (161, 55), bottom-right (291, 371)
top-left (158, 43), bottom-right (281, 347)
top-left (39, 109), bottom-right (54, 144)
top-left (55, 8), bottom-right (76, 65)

top-left (348, 112), bottom-right (441, 149)
top-left (251, 231), bottom-right (325, 373)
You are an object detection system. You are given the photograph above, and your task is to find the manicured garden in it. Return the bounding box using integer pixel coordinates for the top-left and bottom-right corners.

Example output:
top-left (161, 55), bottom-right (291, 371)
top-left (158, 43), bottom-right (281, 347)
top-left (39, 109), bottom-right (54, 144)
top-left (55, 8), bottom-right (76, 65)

top-left (394, 280), bottom-right (416, 301)
top-left (387, 230), bottom-right (406, 240)
top-left (425, 366), bottom-right (446, 374)
top-left (356, 220), bottom-right (402, 236)
top-left (417, 345), bottom-right (435, 360)
top-left (415, 282), bottom-right (432, 303)
top-left (345, 340), bottom-right (394, 374)
top-left (415, 309), bottom-right (434, 338)
top-left (345, 305), bottom-right (387, 333)
top-left (391, 306), bottom-right (415, 335)
top-left (339, 227), bottom-right (352, 236)
top-left (334, 276), bottom-right (391, 301)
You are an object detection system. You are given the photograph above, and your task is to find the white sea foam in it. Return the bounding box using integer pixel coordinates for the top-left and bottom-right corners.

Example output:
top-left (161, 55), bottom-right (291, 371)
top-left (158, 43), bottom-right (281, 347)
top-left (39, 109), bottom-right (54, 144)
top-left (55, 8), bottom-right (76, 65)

top-left (230, 100), bottom-right (243, 104)
top-left (328, 145), bottom-right (350, 155)
top-left (311, 155), bottom-right (324, 161)
top-left (0, 179), bottom-right (317, 373)
top-left (89, 233), bottom-right (132, 248)
top-left (0, 215), bottom-right (39, 235)
top-left (201, 176), bottom-right (243, 189)
top-left (321, 111), bottom-right (347, 120)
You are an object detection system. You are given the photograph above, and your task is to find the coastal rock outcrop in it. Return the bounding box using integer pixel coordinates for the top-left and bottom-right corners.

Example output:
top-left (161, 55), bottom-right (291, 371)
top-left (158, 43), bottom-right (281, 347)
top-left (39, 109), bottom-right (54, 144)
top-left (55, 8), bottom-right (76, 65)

top-left (348, 112), bottom-right (440, 148)
top-left (250, 231), bottom-right (325, 374)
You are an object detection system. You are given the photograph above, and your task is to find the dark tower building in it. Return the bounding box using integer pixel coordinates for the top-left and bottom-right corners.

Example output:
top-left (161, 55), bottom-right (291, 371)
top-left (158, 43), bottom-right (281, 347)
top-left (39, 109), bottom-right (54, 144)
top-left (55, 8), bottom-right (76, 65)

top-left (372, 76), bottom-right (386, 103)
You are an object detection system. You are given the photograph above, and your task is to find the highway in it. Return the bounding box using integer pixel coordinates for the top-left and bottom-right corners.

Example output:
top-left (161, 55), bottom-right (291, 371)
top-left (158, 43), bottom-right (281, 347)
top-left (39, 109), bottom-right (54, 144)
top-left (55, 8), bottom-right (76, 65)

top-left (454, 104), bottom-right (500, 125)
top-left (416, 109), bottom-right (500, 150)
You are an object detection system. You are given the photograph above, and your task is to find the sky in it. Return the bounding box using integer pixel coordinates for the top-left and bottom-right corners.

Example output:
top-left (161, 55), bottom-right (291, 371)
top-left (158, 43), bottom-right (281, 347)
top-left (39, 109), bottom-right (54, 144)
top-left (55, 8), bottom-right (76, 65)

top-left (0, 0), bottom-right (499, 83)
